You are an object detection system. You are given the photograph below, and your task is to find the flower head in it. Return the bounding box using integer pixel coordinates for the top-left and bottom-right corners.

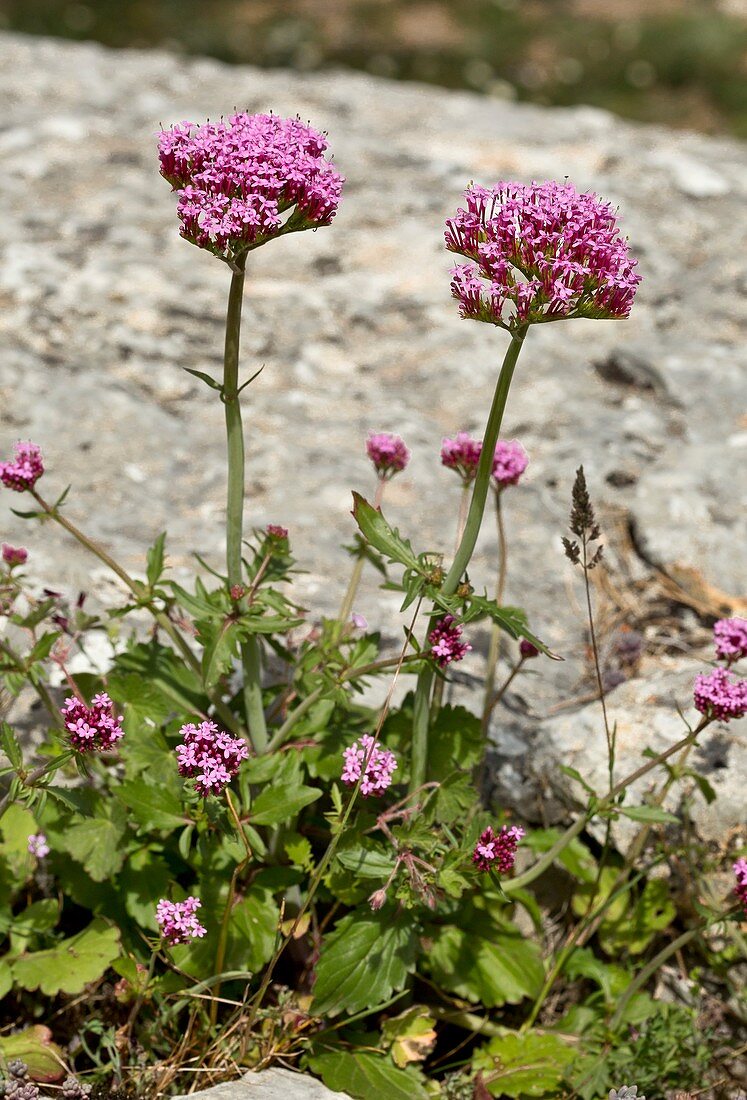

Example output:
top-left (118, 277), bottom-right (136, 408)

top-left (0, 442), bottom-right (44, 493)
top-left (734, 858), bottom-right (747, 917)
top-left (440, 431), bottom-right (482, 483)
top-left (2, 544), bottom-right (28, 567)
top-left (472, 824), bottom-right (525, 874)
top-left (428, 615), bottom-right (471, 668)
top-left (351, 612), bottom-right (368, 630)
top-left (61, 693), bottom-right (124, 752)
top-left (155, 897), bottom-right (207, 946)
top-left (609, 1089), bottom-right (645, 1100)
top-left (519, 639), bottom-right (539, 659)
top-left (176, 719), bottom-right (249, 796)
top-left (492, 439), bottom-right (529, 489)
top-left (714, 618), bottom-right (747, 664)
top-left (27, 833), bottom-right (49, 859)
top-left (693, 667), bottom-right (747, 723)
top-left (366, 433), bottom-right (410, 479)
top-left (341, 734), bottom-right (397, 797)
top-left (266, 523), bottom-right (289, 541)
top-left (446, 181), bottom-right (641, 330)
top-left (158, 113), bottom-right (344, 260)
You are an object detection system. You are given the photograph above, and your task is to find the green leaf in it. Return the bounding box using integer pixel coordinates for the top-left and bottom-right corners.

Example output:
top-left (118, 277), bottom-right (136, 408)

top-left (309, 1051), bottom-right (430, 1100)
top-left (9, 899), bottom-right (59, 954)
top-left (351, 493), bottom-right (420, 570)
top-left (200, 617), bottom-right (243, 689)
top-left (465, 597), bottom-right (560, 660)
top-left (182, 366), bottom-right (223, 391)
top-left (62, 804), bottom-right (128, 881)
top-left (12, 919), bottom-right (121, 996)
top-left (473, 1033), bottom-right (575, 1096)
top-left (619, 804), bottom-right (680, 825)
top-left (336, 845), bottom-right (397, 879)
top-left (250, 783), bottom-right (321, 826)
top-left (312, 910), bottom-right (417, 1017)
top-left (559, 765), bottom-right (597, 796)
top-left (119, 780), bottom-right (187, 831)
top-left (146, 531), bottom-right (168, 587)
top-left (120, 849), bottom-right (172, 928)
top-left (0, 958), bottom-right (12, 1000)
top-left (428, 704), bottom-right (484, 779)
top-left (0, 1025), bottom-right (66, 1083)
top-left (0, 722), bottom-right (23, 770)
top-left (426, 923), bottom-right (544, 1007)
top-left (27, 632), bottom-right (60, 665)
top-left (230, 887), bottom-right (280, 972)
top-left (0, 804), bottom-right (38, 878)
top-left (381, 1005), bottom-right (437, 1068)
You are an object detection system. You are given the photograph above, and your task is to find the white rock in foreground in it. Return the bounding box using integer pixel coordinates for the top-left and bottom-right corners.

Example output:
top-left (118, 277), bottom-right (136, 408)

top-left (174, 1067), bottom-right (351, 1100)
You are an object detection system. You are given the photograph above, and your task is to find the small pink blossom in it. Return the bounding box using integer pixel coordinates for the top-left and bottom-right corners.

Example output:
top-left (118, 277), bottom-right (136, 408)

top-left (266, 524), bottom-right (288, 540)
top-left (155, 897), bottom-right (207, 946)
top-left (0, 441), bottom-right (44, 493)
top-left (158, 113), bottom-right (344, 260)
top-left (441, 432), bottom-right (482, 483)
top-left (341, 734), bottom-right (397, 797)
top-left (61, 693), bottom-right (124, 752)
top-left (693, 667), bottom-right (747, 723)
top-left (492, 440), bottom-right (529, 489)
top-left (2, 544), bottom-right (28, 567)
top-left (472, 825), bottom-right (525, 874)
top-left (351, 612), bottom-right (368, 630)
top-left (428, 615), bottom-right (471, 668)
top-left (734, 858), bottom-right (747, 917)
top-left (366, 433), bottom-right (410, 479)
top-left (714, 618), bottom-right (747, 664)
top-left (176, 719), bottom-right (249, 796)
top-left (446, 181), bottom-right (641, 330)
top-left (519, 640), bottom-right (539, 659)
top-left (27, 833), bottom-right (50, 859)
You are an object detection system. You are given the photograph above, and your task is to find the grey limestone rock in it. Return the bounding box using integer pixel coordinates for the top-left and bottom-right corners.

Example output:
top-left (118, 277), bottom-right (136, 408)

top-left (173, 1068), bottom-right (351, 1100)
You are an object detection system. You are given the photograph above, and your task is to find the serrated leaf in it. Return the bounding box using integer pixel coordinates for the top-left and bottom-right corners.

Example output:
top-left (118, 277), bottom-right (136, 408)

top-left (119, 780), bottom-right (187, 830)
top-left (63, 805), bottom-right (128, 881)
top-left (250, 783), bottom-right (321, 826)
top-left (9, 899), bottom-right (59, 954)
top-left (12, 919), bottom-right (121, 996)
top-left (312, 910), bottom-right (417, 1017)
top-left (336, 845), bottom-right (397, 879)
top-left (146, 531), bottom-right (167, 587)
top-left (230, 887), bottom-right (280, 972)
top-left (351, 493), bottom-right (420, 570)
top-left (426, 923), bottom-right (544, 1007)
top-left (0, 722), bottom-right (23, 770)
top-left (309, 1051), bottom-right (430, 1100)
top-left (464, 597), bottom-right (560, 660)
top-left (0, 804), bottom-right (37, 878)
top-left (473, 1033), bottom-right (575, 1096)
top-left (120, 849), bottom-right (174, 928)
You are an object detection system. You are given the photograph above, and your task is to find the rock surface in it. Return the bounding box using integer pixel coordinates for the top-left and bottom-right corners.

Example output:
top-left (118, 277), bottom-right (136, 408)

top-left (173, 1068), bottom-right (351, 1100)
top-left (0, 33), bottom-right (745, 836)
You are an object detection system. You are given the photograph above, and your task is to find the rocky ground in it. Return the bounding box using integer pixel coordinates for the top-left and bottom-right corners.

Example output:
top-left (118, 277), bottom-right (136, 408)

top-left (0, 32), bottom-right (745, 845)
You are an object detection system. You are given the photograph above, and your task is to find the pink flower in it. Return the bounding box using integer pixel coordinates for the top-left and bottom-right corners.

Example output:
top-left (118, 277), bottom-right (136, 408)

top-left (27, 833), bottom-right (50, 859)
top-left (714, 618), bottom-right (747, 664)
top-left (176, 719), bottom-right (249, 796)
top-left (266, 524), bottom-right (289, 540)
top-left (445, 181), bottom-right (641, 330)
top-left (158, 113), bottom-right (344, 260)
top-left (428, 615), bottom-right (471, 668)
top-left (441, 432), bottom-right (483, 483)
top-left (351, 612), bottom-right (368, 630)
top-left (0, 441), bottom-right (44, 493)
top-left (155, 897), bottom-right (207, 946)
top-left (492, 440), bottom-right (529, 489)
top-left (693, 667), bottom-right (747, 723)
top-left (734, 858), bottom-right (747, 917)
top-left (341, 734), bottom-right (397, 797)
top-left (519, 640), bottom-right (539, 659)
top-left (61, 693), bottom-right (124, 752)
top-left (472, 825), bottom-right (525, 874)
top-left (2, 544), bottom-right (28, 567)
top-left (366, 433), bottom-right (410, 479)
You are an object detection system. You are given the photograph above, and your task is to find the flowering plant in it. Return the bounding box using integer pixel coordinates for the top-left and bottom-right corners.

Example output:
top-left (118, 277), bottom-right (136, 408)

top-left (0, 119), bottom-right (743, 1100)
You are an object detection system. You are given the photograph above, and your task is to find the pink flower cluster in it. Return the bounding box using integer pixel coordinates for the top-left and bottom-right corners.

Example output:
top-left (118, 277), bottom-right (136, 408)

top-left (155, 897), bottom-right (207, 946)
top-left (734, 858), bottom-right (747, 917)
top-left (714, 618), bottom-right (747, 664)
top-left (266, 523), bottom-right (289, 540)
top-left (61, 693), bottom-right (124, 752)
top-left (446, 181), bottom-right (641, 329)
top-left (429, 615), bottom-right (472, 668)
top-left (2, 544), bottom-right (27, 566)
top-left (693, 667), bottom-right (747, 723)
top-left (366, 432), bottom-right (410, 479)
top-left (492, 439), bottom-right (529, 489)
top-left (472, 824), bottom-right (525, 874)
top-left (27, 833), bottom-right (49, 859)
top-left (158, 113), bottom-right (344, 259)
top-left (441, 432), bottom-right (483, 483)
top-left (341, 734), bottom-right (397, 797)
top-left (441, 432), bottom-right (528, 488)
top-left (0, 441), bottom-right (44, 493)
top-left (176, 719), bottom-right (249, 796)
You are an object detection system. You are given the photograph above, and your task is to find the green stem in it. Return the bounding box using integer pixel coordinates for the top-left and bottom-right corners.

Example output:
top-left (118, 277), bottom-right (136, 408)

top-left (609, 926), bottom-right (702, 1032)
top-left (31, 492), bottom-right (243, 736)
top-left (337, 554), bottom-right (366, 626)
top-left (409, 329), bottom-right (526, 792)
top-left (222, 255), bottom-right (268, 753)
top-left (0, 637), bottom-right (63, 729)
top-left (482, 490), bottom-right (507, 729)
